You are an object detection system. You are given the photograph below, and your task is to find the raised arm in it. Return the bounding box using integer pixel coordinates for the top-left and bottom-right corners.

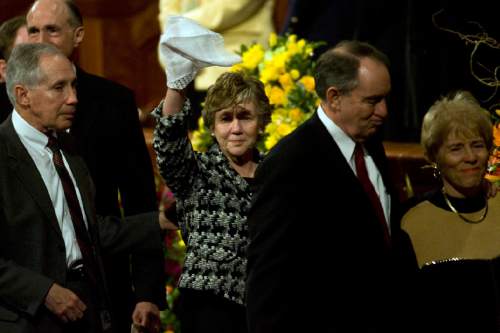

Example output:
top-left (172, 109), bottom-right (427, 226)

top-left (162, 87), bottom-right (185, 117)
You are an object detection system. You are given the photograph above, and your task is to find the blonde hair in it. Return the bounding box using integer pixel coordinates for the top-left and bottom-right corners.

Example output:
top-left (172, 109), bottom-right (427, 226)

top-left (421, 90), bottom-right (493, 162)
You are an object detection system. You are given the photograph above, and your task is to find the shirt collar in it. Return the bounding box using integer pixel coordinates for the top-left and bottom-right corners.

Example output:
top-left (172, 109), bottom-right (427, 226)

top-left (317, 105), bottom-right (357, 163)
top-left (12, 109), bottom-right (50, 150)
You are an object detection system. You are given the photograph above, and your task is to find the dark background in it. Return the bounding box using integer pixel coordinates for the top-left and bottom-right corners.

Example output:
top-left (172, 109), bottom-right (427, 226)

top-left (283, 0), bottom-right (499, 142)
top-left (2, 0), bottom-right (498, 142)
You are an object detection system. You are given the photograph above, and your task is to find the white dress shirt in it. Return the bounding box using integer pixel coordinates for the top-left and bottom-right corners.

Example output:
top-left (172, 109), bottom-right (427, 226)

top-left (12, 110), bottom-right (86, 267)
top-left (317, 106), bottom-right (391, 229)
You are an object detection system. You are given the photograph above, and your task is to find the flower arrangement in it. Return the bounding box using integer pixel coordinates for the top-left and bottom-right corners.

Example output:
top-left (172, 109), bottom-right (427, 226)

top-left (486, 110), bottom-right (500, 183)
top-left (154, 179), bottom-right (185, 333)
top-left (191, 33), bottom-right (324, 153)
top-left (160, 228), bottom-right (184, 333)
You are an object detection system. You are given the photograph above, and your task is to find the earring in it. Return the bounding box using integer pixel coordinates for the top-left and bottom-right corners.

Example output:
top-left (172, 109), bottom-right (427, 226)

top-left (210, 132), bottom-right (215, 137)
top-left (431, 163), bottom-right (441, 179)
top-left (422, 163), bottom-right (441, 180)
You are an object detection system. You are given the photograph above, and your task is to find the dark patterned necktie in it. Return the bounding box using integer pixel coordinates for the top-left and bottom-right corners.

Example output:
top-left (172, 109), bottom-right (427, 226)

top-left (354, 143), bottom-right (391, 247)
top-left (46, 133), bottom-right (99, 285)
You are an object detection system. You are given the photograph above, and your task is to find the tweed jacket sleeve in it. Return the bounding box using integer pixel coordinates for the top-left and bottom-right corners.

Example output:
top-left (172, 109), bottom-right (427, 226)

top-left (152, 99), bottom-right (197, 199)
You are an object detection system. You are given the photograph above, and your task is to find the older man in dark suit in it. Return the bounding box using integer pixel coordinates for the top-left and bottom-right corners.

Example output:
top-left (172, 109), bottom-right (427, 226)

top-left (26, 0), bottom-right (164, 330)
top-left (246, 41), bottom-right (412, 332)
top-left (0, 42), bottom-right (164, 333)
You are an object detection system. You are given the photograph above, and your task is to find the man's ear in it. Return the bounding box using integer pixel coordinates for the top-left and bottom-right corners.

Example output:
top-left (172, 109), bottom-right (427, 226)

top-left (326, 86), bottom-right (341, 111)
top-left (15, 84), bottom-right (30, 107)
top-left (73, 26), bottom-right (84, 48)
top-left (0, 59), bottom-right (7, 83)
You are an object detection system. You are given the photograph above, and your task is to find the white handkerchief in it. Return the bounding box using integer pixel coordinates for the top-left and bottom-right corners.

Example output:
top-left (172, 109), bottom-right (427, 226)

top-left (159, 15), bottom-right (242, 89)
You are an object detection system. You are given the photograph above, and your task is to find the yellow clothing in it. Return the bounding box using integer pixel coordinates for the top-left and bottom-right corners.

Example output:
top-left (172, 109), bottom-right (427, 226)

top-left (401, 194), bottom-right (500, 268)
top-left (159, 0), bottom-right (275, 90)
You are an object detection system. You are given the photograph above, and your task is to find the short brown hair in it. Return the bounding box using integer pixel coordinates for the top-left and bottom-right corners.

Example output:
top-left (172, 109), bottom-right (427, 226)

top-left (421, 90), bottom-right (493, 162)
top-left (202, 72), bottom-right (272, 130)
top-left (0, 15), bottom-right (27, 61)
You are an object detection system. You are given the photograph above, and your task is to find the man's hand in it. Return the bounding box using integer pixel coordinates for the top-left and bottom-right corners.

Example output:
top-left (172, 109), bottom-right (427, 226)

top-left (131, 301), bottom-right (161, 333)
top-left (44, 283), bottom-right (86, 322)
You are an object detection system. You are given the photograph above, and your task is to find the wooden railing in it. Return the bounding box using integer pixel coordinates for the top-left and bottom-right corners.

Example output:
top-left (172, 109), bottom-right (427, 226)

top-left (144, 127), bottom-right (438, 204)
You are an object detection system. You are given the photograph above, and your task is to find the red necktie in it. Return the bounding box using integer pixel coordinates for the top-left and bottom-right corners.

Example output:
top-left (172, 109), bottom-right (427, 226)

top-left (46, 133), bottom-right (100, 285)
top-left (354, 143), bottom-right (391, 247)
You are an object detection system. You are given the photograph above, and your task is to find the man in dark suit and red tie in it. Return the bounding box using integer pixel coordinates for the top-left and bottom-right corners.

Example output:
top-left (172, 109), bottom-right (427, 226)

top-left (246, 40), bottom-right (413, 333)
top-left (0, 42), bottom-right (165, 333)
top-left (26, 0), bottom-right (165, 331)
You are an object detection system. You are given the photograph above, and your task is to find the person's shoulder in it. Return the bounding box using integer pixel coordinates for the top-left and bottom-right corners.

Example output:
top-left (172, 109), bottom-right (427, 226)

top-left (268, 113), bottom-right (320, 154)
top-left (400, 190), bottom-right (440, 226)
top-left (76, 67), bottom-right (133, 98)
top-left (488, 193), bottom-right (500, 206)
top-left (262, 124), bottom-right (310, 166)
top-left (0, 119), bottom-right (14, 153)
top-left (0, 115), bottom-right (12, 135)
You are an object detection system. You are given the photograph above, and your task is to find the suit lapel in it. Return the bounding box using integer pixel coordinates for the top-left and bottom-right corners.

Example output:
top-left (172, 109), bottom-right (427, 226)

top-left (307, 113), bottom-right (360, 185)
top-left (307, 112), bottom-right (394, 222)
top-left (2, 118), bottom-right (63, 238)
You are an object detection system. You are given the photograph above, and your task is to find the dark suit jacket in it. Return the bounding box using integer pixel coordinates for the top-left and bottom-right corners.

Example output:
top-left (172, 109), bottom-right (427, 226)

top-left (0, 117), bottom-right (163, 333)
top-left (0, 83), bottom-right (12, 124)
top-left (246, 112), bottom-right (409, 332)
top-left (71, 67), bottom-right (165, 329)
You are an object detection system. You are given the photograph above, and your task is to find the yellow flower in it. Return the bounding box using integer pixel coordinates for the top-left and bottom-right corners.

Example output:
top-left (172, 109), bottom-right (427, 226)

top-left (299, 75), bottom-right (315, 92)
top-left (264, 133), bottom-right (278, 150)
top-left (494, 123), bottom-right (500, 147)
top-left (268, 32), bottom-right (278, 47)
top-left (290, 69), bottom-right (300, 80)
top-left (177, 230), bottom-right (185, 247)
top-left (266, 121), bottom-right (277, 133)
top-left (278, 73), bottom-right (293, 90)
top-left (297, 39), bottom-right (306, 51)
top-left (268, 86), bottom-right (286, 105)
top-left (277, 123), bottom-right (293, 136)
top-left (269, 52), bottom-right (289, 71)
top-left (270, 110), bottom-right (287, 124)
top-left (485, 173), bottom-right (500, 182)
top-left (198, 116), bottom-right (205, 128)
top-left (230, 63), bottom-right (244, 72)
top-left (286, 41), bottom-right (299, 55)
top-left (287, 34), bottom-right (297, 44)
top-left (289, 108), bottom-right (303, 122)
top-left (166, 285), bottom-right (173, 294)
top-left (193, 33), bottom-right (322, 153)
top-left (241, 44), bottom-right (265, 70)
top-left (496, 109), bottom-right (500, 117)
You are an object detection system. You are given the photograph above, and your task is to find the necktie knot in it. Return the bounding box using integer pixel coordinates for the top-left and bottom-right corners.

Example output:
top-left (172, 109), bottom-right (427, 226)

top-left (354, 143), bottom-right (366, 175)
top-left (45, 132), bottom-right (60, 153)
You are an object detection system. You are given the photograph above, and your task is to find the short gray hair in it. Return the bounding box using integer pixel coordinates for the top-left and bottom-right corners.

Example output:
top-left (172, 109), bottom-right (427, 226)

top-left (5, 43), bottom-right (64, 105)
top-left (314, 40), bottom-right (389, 100)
